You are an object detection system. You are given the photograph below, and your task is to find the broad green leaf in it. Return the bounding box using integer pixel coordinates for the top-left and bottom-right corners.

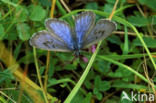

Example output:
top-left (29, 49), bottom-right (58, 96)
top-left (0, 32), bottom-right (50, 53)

top-left (93, 88), bottom-right (102, 100)
top-left (84, 70), bottom-right (95, 89)
top-left (94, 76), bottom-right (101, 89)
top-left (48, 79), bottom-right (58, 87)
top-left (138, 0), bottom-right (156, 11)
top-left (132, 37), bottom-right (156, 48)
top-left (108, 67), bottom-right (132, 78)
top-left (15, 6), bottom-right (28, 22)
top-left (82, 93), bottom-right (92, 103)
top-left (103, 4), bottom-right (113, 13)
top-left (94, 76), bottom-right (111, 92)
top-left (71, 91), bottom-right (84, 103)
top-left (127, 15), bottom-right (148, 27)
top-left (96, 60), bottom-right (111, 74)
top-left (16, 23), bottom-right (30, 41)
top-left (84, 80), bottom-right (92, 89)
top-left (99, 81), bottom-right (111, 92)
top-left (85, 2), bottom-right (98, 10)
top-left (29, 5), bottom-right (46, 21)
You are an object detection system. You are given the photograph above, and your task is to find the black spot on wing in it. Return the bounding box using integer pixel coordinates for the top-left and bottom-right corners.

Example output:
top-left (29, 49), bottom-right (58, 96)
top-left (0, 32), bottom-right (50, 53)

top-left (94, 29), bottom-right (105, 40)
top-left (43, 40), bottom-right (55, 48)
top-left (94, 29), bottom-right (105, 35)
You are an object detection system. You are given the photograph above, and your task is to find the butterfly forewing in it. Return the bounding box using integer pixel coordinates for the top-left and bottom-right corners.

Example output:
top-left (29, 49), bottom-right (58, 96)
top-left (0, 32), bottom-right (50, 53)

top-left (82, 19), bottom-right (117, 48)
top-left (75, 11), bottom-right (95, 49)
top-left (45, 18), bottom-right (74, 50)
top-left (29, 30), bottom-right (71, 52)
top-left (29, 11), bottom-right (117, 53)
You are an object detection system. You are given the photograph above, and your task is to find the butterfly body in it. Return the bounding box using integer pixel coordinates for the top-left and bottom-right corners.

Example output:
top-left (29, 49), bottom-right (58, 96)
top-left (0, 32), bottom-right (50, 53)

top-left (29, 11), bottom-right (117, 55)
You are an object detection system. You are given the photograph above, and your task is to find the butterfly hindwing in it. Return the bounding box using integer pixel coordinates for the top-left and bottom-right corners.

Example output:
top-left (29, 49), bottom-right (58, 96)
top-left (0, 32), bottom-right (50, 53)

top-left (82, 19), bottom-right (117, 48)
top-left (45, 18), bottom-right (74, 50)
top-left (75, 11), bottom-right (95, 49)
top-left (29, 30), bottom-right (71, 52)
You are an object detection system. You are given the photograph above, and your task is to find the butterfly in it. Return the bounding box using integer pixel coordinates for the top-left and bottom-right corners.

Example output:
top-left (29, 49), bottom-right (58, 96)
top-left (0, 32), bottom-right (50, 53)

top-left (29, 11), bottom-right (117, 55)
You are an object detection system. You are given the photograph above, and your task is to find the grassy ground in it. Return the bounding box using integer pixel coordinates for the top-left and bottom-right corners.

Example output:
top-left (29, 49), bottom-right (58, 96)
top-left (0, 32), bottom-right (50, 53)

top-left (0, 0), bottom-right (156, 103)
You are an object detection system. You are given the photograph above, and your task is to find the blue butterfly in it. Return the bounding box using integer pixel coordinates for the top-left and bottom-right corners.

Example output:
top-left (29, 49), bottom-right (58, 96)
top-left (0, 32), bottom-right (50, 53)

top-left (29, 11), bottom-right (117, 55)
